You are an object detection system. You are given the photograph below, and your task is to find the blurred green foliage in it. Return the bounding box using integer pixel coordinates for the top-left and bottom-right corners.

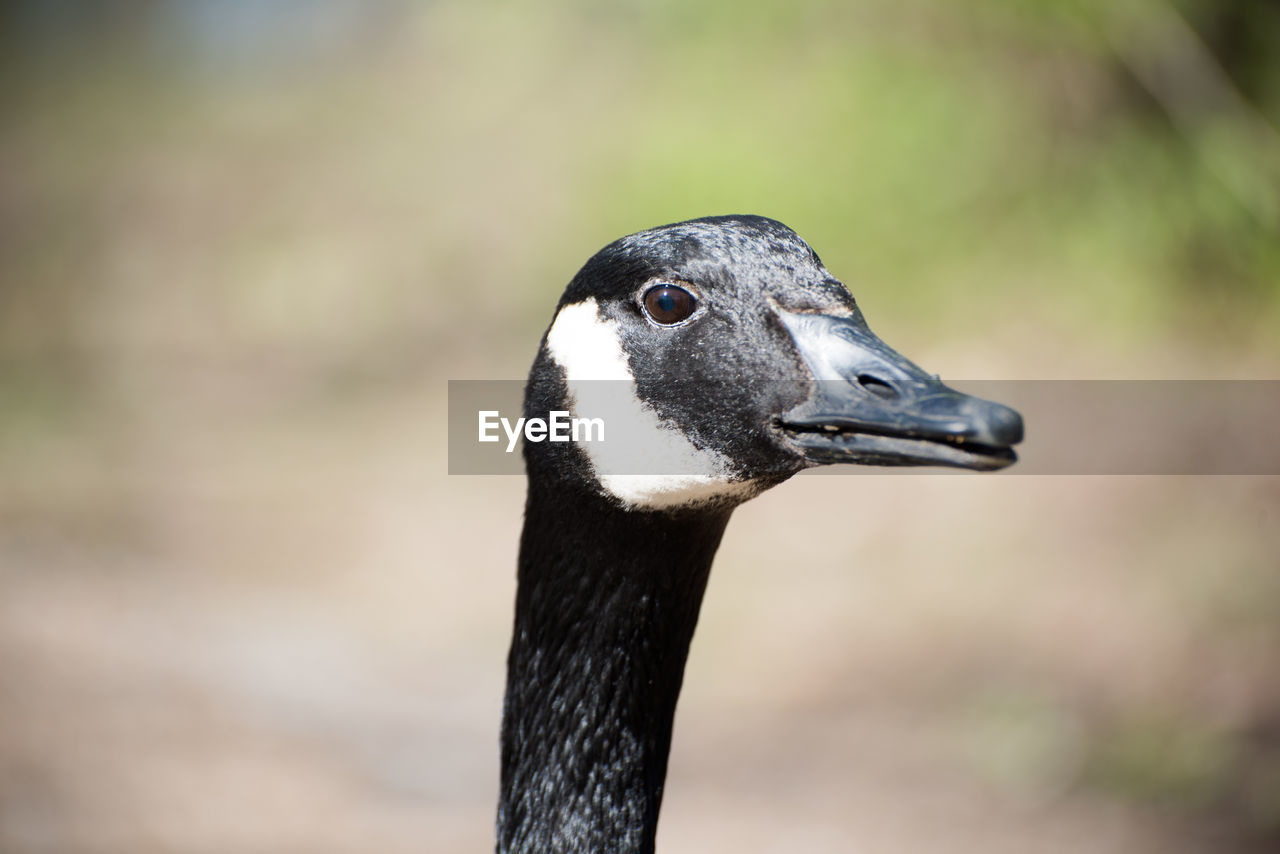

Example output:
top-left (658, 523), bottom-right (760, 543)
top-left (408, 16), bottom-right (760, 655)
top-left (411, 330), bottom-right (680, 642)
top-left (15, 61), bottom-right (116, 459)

top-left (2, 0), bottom-right (1278, 393)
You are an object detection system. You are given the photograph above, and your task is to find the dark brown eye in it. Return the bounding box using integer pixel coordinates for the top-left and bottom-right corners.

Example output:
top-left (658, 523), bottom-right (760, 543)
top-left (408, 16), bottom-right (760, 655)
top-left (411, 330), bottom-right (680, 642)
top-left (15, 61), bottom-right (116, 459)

top-left (642, 284), bottom-right (697, 325)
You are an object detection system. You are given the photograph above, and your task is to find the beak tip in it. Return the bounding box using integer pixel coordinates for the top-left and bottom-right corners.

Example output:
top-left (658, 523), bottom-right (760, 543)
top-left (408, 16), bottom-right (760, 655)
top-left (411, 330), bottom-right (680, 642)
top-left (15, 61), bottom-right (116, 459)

top-left (986, 403), bottom-right (1024, 447)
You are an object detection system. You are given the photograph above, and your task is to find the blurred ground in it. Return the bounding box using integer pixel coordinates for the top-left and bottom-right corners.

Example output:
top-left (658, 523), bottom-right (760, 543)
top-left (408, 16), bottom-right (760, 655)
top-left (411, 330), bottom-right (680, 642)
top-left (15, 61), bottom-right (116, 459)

top-left (3, 465), bottom-right (1278, 853)
top-left (2, 2), bottom-right (1279, 852)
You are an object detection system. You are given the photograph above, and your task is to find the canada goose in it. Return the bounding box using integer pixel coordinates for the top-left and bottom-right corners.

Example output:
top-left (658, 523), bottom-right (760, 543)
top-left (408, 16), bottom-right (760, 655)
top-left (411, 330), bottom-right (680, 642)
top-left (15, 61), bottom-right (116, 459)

top-left (498, 215), bottom-right (1023, 853)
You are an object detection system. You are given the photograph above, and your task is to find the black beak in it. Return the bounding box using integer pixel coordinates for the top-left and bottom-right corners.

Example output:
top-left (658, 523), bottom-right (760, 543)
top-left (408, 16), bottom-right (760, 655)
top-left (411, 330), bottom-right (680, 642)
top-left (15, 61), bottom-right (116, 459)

top-left (777, 310), bottom-right (1023, 471)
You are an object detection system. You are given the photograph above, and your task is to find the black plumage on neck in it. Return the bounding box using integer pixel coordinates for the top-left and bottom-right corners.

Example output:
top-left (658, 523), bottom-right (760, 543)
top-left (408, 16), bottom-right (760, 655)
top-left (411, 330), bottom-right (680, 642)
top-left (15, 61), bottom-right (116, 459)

top-left (498, 475), bottom-right (732, 854)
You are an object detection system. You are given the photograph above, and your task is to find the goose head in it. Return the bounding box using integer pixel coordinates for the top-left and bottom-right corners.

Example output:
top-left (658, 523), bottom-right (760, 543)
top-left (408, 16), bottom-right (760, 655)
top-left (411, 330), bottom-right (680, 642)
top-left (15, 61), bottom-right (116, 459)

top-left (524, 214), bottom-right (1022, 509)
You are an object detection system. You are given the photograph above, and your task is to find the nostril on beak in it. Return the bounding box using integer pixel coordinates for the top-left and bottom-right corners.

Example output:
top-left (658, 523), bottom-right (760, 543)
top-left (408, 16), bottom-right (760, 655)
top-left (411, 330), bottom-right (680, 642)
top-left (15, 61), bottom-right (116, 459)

top-left (856, 374), bottom-right (898, 400)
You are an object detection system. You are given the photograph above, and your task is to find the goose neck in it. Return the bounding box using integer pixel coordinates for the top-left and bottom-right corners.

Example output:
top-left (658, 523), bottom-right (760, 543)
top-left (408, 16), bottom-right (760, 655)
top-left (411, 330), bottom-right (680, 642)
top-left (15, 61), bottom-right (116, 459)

top-left (498, 482), bottom-right (732, 853)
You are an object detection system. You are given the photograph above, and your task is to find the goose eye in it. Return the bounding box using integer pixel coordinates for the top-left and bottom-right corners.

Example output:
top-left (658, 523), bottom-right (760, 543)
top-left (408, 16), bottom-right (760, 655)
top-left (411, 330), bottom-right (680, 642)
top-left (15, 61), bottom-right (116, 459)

top-left (642, 285), bottom-right (697, 326)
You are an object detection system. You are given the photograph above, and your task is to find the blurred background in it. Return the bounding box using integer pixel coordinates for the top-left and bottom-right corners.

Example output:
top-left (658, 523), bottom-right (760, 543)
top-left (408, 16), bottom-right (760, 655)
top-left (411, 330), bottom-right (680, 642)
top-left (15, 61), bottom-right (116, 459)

top-left (1, 1), bottom-right (1278, 852)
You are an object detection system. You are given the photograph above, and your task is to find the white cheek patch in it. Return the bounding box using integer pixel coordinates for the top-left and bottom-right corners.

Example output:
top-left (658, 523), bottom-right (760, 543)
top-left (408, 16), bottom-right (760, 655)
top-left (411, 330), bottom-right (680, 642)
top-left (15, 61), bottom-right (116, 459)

top-left (543, 298), bottom-right (757, 510)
